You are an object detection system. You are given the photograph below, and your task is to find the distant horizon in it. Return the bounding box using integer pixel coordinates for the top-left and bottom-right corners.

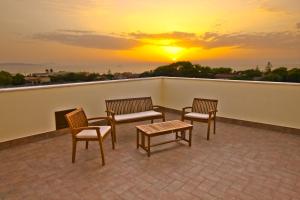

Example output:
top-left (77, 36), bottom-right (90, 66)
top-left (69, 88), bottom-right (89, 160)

top-left (0, 61), bottom-right (299, 75)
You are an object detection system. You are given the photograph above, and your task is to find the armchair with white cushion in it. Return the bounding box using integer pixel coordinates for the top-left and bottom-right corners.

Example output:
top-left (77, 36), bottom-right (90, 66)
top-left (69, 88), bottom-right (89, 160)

top-left (65, 108), bottom-right (115, 166)
top-left (181, 98), bottom-right (218, 140)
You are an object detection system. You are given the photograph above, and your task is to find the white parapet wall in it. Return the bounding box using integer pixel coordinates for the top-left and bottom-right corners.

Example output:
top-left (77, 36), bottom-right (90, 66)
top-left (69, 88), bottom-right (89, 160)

top-left (0, 78), bottom-right (162, 142)
top-left (161, 77), bottom-right (300, 129)
top-left (0, 77), bottom-right (300, 143)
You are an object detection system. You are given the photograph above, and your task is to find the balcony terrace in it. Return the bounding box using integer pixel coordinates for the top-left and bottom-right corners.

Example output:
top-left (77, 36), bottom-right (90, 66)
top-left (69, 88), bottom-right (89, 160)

top-left (0, 77), bottom-right (300, 199)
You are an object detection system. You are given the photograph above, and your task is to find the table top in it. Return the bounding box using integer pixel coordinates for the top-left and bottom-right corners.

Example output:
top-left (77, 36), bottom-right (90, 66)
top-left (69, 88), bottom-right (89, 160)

top-left (136, 120), bottom-right (193, 135)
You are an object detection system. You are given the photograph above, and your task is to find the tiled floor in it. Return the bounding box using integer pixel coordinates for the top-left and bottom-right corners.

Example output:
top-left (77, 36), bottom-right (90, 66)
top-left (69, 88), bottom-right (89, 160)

top-left (0, 112), bottom-right (300, 200)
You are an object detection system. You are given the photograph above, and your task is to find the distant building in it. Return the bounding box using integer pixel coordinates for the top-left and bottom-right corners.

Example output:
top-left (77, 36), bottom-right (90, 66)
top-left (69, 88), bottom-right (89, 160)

top-left (25, 76), bottom-right (51, 85)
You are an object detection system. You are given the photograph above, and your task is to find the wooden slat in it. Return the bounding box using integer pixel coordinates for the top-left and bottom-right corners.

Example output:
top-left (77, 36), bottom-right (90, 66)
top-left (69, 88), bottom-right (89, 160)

top-left (136, 120), bottom-right (193, 135)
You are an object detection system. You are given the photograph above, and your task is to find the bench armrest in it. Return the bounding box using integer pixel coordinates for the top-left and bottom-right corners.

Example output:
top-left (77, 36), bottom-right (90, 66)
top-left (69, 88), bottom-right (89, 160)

top-left (87, 116), bottom-right (111, 124)
top-left (182, 106), bottom-right (192, 113)
top-left (208, 109), bottom-right (218, 114)
top-left (87, 116), bottom-right (109, 121)
top-left (105, 110), bottom-right (116, 121)
top-left (152, 105), bottom-right (162, 111)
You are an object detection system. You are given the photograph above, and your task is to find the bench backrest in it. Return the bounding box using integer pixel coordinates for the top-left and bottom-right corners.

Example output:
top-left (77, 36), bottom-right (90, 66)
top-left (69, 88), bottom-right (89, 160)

top-left (105, 97), bottom-right (153, 115)
top-left (192, 98), bottom-right (218, 114)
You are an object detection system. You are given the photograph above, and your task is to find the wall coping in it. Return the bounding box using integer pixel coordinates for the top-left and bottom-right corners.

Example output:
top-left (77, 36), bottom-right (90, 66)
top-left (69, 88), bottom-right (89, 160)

top-left (1, 76), bottom-right (299, 93)
top-left (0, 77), bottom-right (163, 93)
top-left (162, 77), bottom-right (300, 86)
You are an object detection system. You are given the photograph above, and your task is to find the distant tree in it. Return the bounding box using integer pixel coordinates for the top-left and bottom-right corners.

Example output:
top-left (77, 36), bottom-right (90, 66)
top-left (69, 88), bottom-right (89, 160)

top-left (45, 69), bottom-right (49, 73)
top-left (50, 68), bottom-right (53, 73)
top-left (0, 71), bottom-right (13, 86)
top-left (195, 65), bottom-right (214, 78)
top-left (177, 62), bottom-right (199, 77)
top-left (262, 73), bottom-right (282, 82)
top-left (272, 67), bottom-right (288, 81)
top-left (232, 68), bottom-right (262, 80)
top-left (139, 70), bottom-right (154, 77)
top-left (211, 67), bottom-right (232, 74)
top-left (12, 73), bottom-right (25, 85)
top-left (287, 68), bottom-right (300, 83)
top-left (265, 61), bottom-right (272, 73)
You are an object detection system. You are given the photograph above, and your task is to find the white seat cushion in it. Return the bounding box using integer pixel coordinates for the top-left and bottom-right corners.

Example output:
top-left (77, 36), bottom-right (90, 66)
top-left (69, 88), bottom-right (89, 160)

top-left (115, 110), bottom-right (162, 122)
top-left (185, 112), bottom-right (210, 119)
top-left (76, 126), bottom-right (111, 139)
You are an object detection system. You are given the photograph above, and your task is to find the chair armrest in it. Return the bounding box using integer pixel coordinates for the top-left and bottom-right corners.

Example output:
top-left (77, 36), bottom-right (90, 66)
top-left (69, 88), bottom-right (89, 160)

top-left (73, 126), bottom-right (101, 137)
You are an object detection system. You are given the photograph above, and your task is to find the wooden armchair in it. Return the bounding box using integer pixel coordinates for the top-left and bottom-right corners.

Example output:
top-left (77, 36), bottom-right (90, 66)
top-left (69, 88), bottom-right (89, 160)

top-left (65, 108), bottom-right (115, 166)
top-left (182, 98), bottom-right (218, 140)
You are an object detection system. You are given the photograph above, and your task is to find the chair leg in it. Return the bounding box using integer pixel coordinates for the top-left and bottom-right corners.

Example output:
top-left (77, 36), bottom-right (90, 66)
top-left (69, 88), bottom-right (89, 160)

top-left (110, 130), bottom-right (115, 150)
top-left (72, 139), bottom-right (77, 163)
top-left (207, 121), bottom-right (211, 140)
top-left (98, 138), bottom-right (105, 166)
top-left (85, 141), bottom-right (88, 149)
top-left (112, 123), bottom-right (117, 143)
top-left (214, 118), bottom-right (216, 134)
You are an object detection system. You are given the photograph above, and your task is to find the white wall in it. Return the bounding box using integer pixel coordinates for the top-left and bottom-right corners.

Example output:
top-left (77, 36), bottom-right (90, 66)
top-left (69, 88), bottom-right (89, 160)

top-left (0, 78), bottom-right (162, 142)
top-left (1, 77), bottom-right (299, 142)
top-left (162, 77), bottom-right (300, 129)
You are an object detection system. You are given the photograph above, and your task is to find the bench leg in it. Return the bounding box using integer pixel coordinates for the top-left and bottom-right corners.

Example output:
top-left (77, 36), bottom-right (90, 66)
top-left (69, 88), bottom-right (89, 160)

top-left (147, 136), bottom-right (151, 157)
top-left (207, 120), bottom-right (211, 140)
top-left (214, 118), bottom-right (216, 134)
top-left (112, 123), bottom-right (117, 143)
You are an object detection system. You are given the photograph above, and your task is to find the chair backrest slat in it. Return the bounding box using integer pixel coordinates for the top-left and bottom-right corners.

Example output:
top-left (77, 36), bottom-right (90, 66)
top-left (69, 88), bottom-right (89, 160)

top-left (106, 97), bottom-right (153, 115)
top-left (192, 98), bottom-right (218, 114)
top-left (65, 108), bottom-right (88, 131)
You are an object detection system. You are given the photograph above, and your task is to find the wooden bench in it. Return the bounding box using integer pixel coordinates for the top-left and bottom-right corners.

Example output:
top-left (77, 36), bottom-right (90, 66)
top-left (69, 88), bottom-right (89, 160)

top-left (105, 97), bottom-right (165, 142)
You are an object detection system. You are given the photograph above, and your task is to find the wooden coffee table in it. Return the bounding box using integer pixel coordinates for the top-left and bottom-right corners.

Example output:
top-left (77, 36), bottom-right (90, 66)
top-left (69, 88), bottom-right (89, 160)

top-left (136, 120), bottom-right (193, 157)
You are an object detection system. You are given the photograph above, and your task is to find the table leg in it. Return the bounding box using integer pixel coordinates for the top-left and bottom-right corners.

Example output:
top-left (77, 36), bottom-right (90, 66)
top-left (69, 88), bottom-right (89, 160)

top-left (189, 128), bottom-right (192, 147)
top-left (147, 136), bottom-right (151, 157)
top-left (136, 129), bottom-right (139, 149)
top-left (181, 130), bottom-right (186, 140)
top-left (142, 133), bottom-right (145, 148)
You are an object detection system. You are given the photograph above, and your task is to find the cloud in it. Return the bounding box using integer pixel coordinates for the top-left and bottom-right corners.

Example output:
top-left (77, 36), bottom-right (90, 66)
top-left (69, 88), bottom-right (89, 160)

top-left (56, 29), bottom-right (95, 34)
top-left (33, 30), bottom-right (140, 50)
top-left (254, 0), bottom-right (298, 14)
top-left (129, 31), bottom-right (197, 40)
top-left (129, 31), bottom-right (300, 50)
top-left (191, 32), bottom-right (300, 49)
top-left (33, 30), bottom-right (300, 51)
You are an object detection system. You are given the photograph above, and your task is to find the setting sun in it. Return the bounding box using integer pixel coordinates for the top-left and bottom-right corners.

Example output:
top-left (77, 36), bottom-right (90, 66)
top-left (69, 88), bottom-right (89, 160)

top-left (162, 46), bottom-right (185, 61)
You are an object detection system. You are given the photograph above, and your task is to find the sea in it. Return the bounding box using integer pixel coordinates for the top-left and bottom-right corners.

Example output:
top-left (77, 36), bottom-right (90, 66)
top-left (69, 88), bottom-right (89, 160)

top-left (0, 62), bottom-right (299, 75)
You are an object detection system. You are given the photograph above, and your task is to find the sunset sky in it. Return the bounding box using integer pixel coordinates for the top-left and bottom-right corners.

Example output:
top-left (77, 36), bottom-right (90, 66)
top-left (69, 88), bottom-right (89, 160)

top-left (0, 0), bottom-right (299, 73)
